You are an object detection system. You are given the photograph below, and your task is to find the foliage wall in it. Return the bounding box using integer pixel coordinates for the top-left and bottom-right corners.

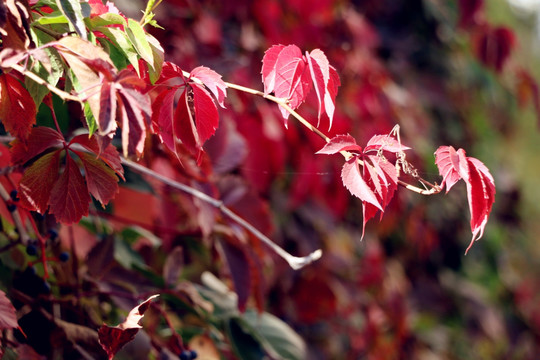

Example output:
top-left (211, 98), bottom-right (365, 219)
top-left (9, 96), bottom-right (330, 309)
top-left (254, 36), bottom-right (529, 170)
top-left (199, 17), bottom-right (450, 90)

top-left (1, 0), bottom-right (540, 359)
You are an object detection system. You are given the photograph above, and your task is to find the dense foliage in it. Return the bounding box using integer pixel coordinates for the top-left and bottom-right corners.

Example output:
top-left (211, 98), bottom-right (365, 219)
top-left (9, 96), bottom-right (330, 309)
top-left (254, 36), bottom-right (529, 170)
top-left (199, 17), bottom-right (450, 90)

top-left (0, 0), bottom-right (538, 358)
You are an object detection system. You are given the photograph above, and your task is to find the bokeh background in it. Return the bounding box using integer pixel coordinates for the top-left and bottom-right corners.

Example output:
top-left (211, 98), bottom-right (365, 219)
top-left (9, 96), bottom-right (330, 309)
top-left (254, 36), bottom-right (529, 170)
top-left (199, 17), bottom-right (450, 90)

top-left (106, 0), bottom-right (540, 358)
top-left (67, 0), bottom-right (540, 358)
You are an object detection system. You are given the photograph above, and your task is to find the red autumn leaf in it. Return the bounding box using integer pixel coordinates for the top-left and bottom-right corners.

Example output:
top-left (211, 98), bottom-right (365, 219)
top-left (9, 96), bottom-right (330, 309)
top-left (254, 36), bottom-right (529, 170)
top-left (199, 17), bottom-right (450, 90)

top-left (174, 87), bottom-right (201, 160)
top-left (434, 145), bottom-right (468, 193)
top-left (151, 62), bottom-right (223, 163)
top-left (318, 133), bottom-right (400, 237)
top-left (361, 155), bottom-right (398, 237)
top-left (262, 45), bottom-right (340, 126)
top-left (10, 126), bottom-right (64, 165)
top-left (48, 155), bottom-right (91, 224)
top-left (316, 134), bottom-right (362, 154)
top-left (262, 44), bottom-right (286, 95)
top-left (88, 62), bottom-right (151, 158)
top-left (458, 0), bottom-right (484, 29)
top-left (364, 134), bottom-right (411, 154)
top-left (341, 157), bottom-right (381, 211)
top-left (69, 134), bottom-right (124, 180)
top-left (473, 26), bottom-right (515, 73)
top-left (273, 45), bottom-right (312, 119)
top-left (190, 66), bottom-right (227, 108)
top-left (306, 49), bottom-right (340, 128)
top-left (0, 290), bottom-right (19, 330)
top-left (98, 294), bottom-right (159, 360)
top-left (0, 73), bottom-right (37, 142)
top-left (434, 146), bottom-right (496, 253)
top-left (18, 150), bottom-right (61, 213)
top-left (75, 151), bottom-right (119, 207)
top-left (16, 127), bottom-right (122, 224)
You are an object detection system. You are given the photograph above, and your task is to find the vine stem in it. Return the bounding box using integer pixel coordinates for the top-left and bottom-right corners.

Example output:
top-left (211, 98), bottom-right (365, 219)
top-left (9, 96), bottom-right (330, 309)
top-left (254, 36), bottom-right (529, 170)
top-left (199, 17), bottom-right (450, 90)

top-left (9, 63), bottom-right (81, 103)
top-left (121, 158), bottom-right (322, 270)
top-left (185, 70), bottom-right (441, 195)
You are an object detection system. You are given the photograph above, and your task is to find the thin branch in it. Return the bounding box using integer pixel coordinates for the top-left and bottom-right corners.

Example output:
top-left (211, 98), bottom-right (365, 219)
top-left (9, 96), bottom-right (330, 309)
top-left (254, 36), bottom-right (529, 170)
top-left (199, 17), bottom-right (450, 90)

top-left (9, 63), bottom-right (81, 103)
top-left (121, 158), bottom-right (322, 270)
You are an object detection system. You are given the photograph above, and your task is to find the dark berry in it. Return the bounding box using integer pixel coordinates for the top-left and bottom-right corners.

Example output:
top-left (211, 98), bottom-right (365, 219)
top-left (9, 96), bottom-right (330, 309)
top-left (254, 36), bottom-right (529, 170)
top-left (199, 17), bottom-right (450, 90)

top-left (26, 265), bottom-right (36, 275)
top-left (26, 244), bottom-right (38, 256)
top-left (59, 252), bottom-right (70, 262)
top-left (179, 350), bottom-right (191, 360)
top-left (190, 350), bottom-right (198, 359)
top-left (40, 281), bottom-right (51, 295)
top-left (7, 203), bottom-right (16, 212)
top-left (10, 190), bottom-right (18, 201)
top-left (48, 229), bottom-right (58, 240)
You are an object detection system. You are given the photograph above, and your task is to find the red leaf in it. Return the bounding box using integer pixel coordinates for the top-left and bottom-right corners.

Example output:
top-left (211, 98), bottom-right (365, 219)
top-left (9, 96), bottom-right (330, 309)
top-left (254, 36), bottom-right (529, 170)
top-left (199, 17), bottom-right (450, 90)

top-left (272, 45), bottom-right (312, 119)
top-left (76, 151), bottom-right (119, 207)
top-left (151, 88), bottom-right (176, 151)
top-left (0, 73), bottom-right (37, 142)
top-left (341, 156), bottom-right (382, 211)
top-left (464, 157), bottom-right (496, 253)
top-left (316, 134), bottom-right (362, 154)
top-left (192, 83), bottom-right (219, 144)
top-left (10, 126), bottom-right (64, 165)
top-left (262, 44), bottom-right (286, 94)
top-left (98, 294), bottom-right (159, 360)
top-left (174, 88), bottom-right (201, 160)
top-left (360, 155), bottom-right (398, 237)
top-left (98, 80), bottom-right (118, 134)
top-left (156, 61), bottom-right (186, 84)
top-left (458, 0), bottom-right (483, 29)
top-left (435, 146), bottom-right (496, 253)
top-left (474, 26), bottom-right (515, 73)
top-left (49, 155), bottom-right (91, 224)
top-left (0, 290), bottom-right (18, 330)
top-left (18, 150), bottom-right (61, 213)
top-left (306, 49), bottom-right (339, 128)
top-left (190, 66), bottom-right (227, 108)
top-left (364, 134), bottom-right (410, 154)
top-left (118, 86), bottom-right (151, 158)
top-left (434, 145), bottom-right (468, 192)
top-left (69, 134), bottom-right (124, 180)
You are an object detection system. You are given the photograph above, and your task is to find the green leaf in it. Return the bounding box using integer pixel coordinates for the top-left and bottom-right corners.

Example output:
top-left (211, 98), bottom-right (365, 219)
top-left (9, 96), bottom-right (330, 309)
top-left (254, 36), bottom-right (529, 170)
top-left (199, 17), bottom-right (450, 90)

top-left (126, 18), bottom-right (153, 68)
top-left (56, 0), bottom-right (88, 40)
top-left (147, 34), bottom-right (164, 84)
top-left (25, 49), bottom-right (63, 106)
top-left (97, 37), bottom-right (128, 70)
top-left (84, 102), bottom-right (97, 136)
top-left (98, 27), bottom-right (139, 73)
top-left (241, 310), bottom-right (307, 360)
top-left (86, 13), bottom-right (127, 29)
top-left (34, 14), bottom-right (69, 25)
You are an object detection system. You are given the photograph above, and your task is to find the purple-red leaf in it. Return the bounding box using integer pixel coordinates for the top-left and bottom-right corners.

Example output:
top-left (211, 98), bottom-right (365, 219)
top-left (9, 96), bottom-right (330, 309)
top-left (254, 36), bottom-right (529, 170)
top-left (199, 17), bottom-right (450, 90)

top-left (0, 290), bottom-right (19, 331)
top-left (262, 44), bottom-right (286, 94)
top-left (76, 151), bottom-right (119, 207)
top-left (190, 66), bottom-right (227, 108)
top-left (364, 134), bottom-right (411, 154)
top-left (69, 134), bottom-right (124, 180)
top-left (10, 126), bottom-right (64, 165)
top-left (98, 294), bottom-right (159, 360)
top-left (0, 73), bottom-right (37, 142)
top-left (192, 83), bottom-right (219, 144)
top-left (272, 45), bottom-right (312, 119)
top-left (434, 146), bottom-right (496, 253)
top-left (434, 145), bottom-right (468, 193)
top-left (306, 48), bottom-right (339, 128)
top-left (49, 155), bottom-right (91, 224)
top-left (341, 156), bottom-right (382, 211)
top-left (316, 134), bottom-right (362, 154)
top-left (18, 150), bottom-right (61, 213)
